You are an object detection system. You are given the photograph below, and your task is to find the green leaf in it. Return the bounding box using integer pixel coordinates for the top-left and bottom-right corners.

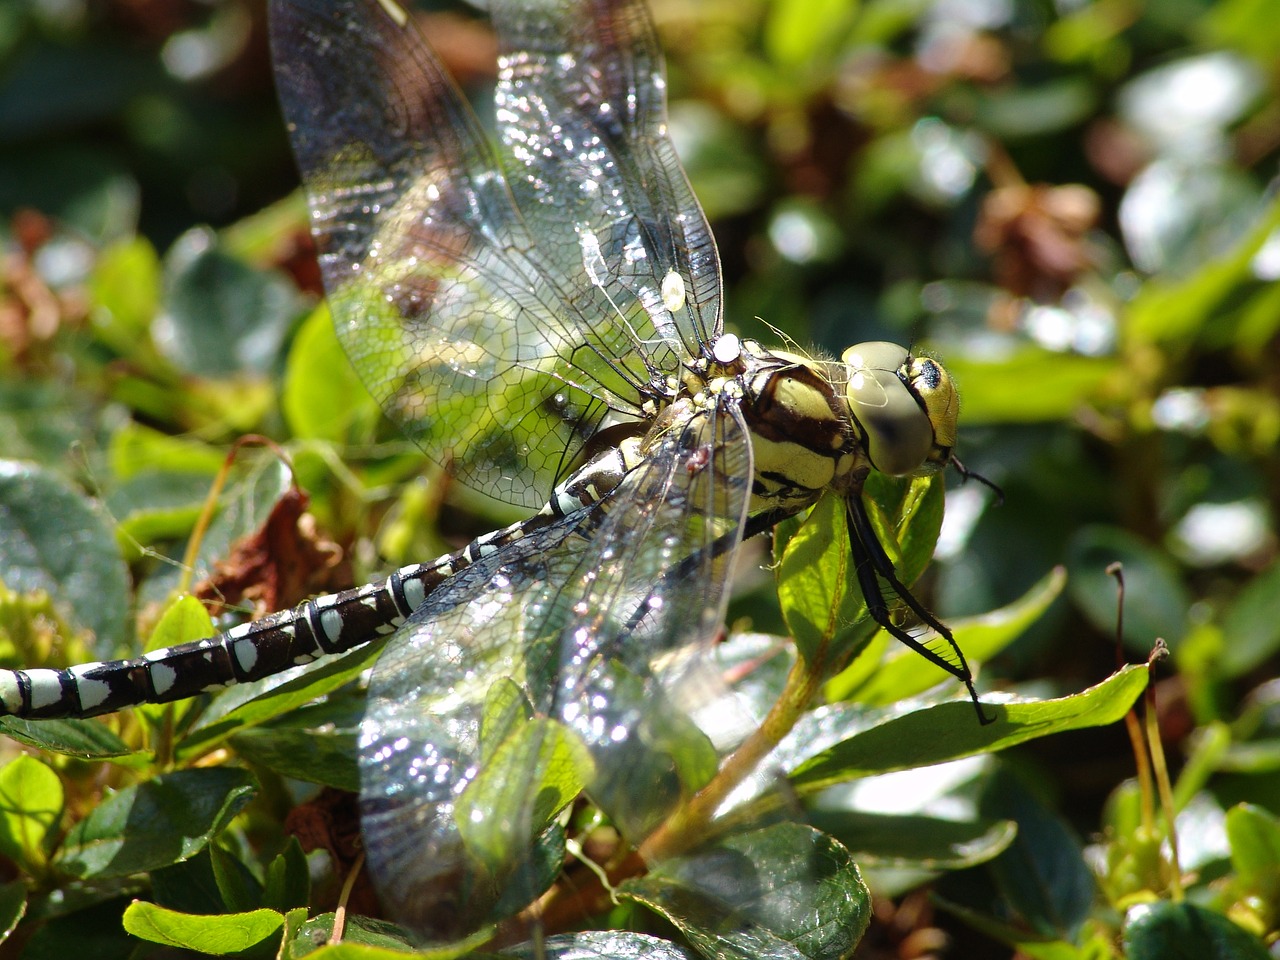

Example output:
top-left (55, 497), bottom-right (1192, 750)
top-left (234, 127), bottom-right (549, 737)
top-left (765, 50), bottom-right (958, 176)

top-left (790, 665), bottom-right (1148, 792)
top-left (776, 491), bottom-right (859, 670)
top-left (480, 678), bottom-right (534, 766)
top-left (931, 894), bottom-right (1097, 960)
top-left (177, 639), bottom-right (386, 761)
top-left (485, 823), bottom-right (566, 927)
top-left (975, 78), bottom-right (1098, 138)
top-left (0, 879), bottom-right (27, 944)
top-left (87, 236), bottom-right (161, 355)
top-left (980, 767), bottom-right (1093, 939)
top-left (122, 902), bottom-right (284, 954)
top-left (145, 594), bottom-right (216, 655)
top-left (1218, 561), bottom-right (1280, 677)
top-left (0, 716), bottom-right (137, 761)
top-left (106, 470), bottom-right (215, 551)
top-left (807, 810), bottom-right (1017, 870)
top-left (456, 718), bottom-right (592, 879)
top-left (620, 822), bottom-right (870, 960)
top-left (55, 768), bottom-right (257, 879)
top-left (283, 303), bottom-right (379, 442)
top-left (18, 896), bottom-right (136, 960)
top-left (264, 836), bottom-right (312, 914)
top-left (871, 471), bottom-right (946, 589)
top-left (0, 381), bottom-right (93, 468)
top-left (941, 350), bottom-right (1116, 425)
top-left (160, 227), bottom-right (302, 376)
top-left (1123, 900), bottom-right (1270, 960)
top-left (289, 913), bottom-right (441, 958)
top-left (0, 460), bottom-right (129, 653)
top-left (583, 662), bottom-right (719, 841)
top-left (763, 0), bottom-right (854, 68)
top-left (1125, 190), bottom-right (1280, 347)
top-left (1065, 525), bottom-right (1190, 650)
top-left (230, 724), bottom-right (359, 791)
top-left (210, 841), bottom-right (264, 914)
top-left (1225, 802), bottom-right (1280, 899)
top-left (840, 566), bottom-right (1066, 704)
top-left (107, 422), bottom-right (225, 483)
top-left (151, 848), bottom-right (231, 915)
top-left (0, 754), bottom-right (63, 872)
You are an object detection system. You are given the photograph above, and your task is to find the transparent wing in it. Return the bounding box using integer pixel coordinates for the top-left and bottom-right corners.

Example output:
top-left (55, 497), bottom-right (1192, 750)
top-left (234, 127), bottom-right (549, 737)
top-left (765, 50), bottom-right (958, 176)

top-left (270, 0), bottom-right (721, 507)
top-left (491, 0), bottom-right (722, 353)
top-left (358, 400), bottom-right (752, 942)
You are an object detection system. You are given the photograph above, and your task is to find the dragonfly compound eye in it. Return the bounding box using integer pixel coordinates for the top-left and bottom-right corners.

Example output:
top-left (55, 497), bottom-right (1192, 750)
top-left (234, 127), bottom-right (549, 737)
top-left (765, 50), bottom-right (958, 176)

top-left (841, 341), bottom-right (954, 477)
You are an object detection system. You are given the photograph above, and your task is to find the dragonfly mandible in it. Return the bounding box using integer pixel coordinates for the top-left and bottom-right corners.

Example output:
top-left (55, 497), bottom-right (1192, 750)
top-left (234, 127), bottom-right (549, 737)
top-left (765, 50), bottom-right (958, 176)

top-left (0, 0), bottom-right (989, 945)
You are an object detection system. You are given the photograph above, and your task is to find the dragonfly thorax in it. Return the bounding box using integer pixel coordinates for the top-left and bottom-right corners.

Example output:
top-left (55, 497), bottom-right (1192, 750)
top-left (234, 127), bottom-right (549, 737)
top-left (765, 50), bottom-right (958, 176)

top-left (722, 338), bottom-right (960, 517)
top-left (732, 339), bottom-right (861, 515)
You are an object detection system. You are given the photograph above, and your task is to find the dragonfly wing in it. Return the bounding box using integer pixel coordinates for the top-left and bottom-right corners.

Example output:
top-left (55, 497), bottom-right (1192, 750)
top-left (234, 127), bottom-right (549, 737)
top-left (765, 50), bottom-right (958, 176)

top-left (491, 0), bottom-right (723, 356)
top-left (270, 0), bottom-right (721, 508)
top-left (358, 399), bottom-right (752, 942)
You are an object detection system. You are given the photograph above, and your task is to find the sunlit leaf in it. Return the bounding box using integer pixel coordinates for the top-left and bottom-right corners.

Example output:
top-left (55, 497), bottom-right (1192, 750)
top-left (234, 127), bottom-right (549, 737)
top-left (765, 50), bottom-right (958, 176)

top-left (55, 768), bottom-right (257, 879)
top-left (0, 460), bottom-right (129, 654)
top-left (122, 902), bottom-right (284, 954)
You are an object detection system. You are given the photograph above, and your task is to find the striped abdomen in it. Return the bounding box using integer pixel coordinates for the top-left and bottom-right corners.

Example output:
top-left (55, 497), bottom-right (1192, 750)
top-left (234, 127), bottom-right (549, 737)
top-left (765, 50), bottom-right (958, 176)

top-left (0, 443), bottom-right (637, 720)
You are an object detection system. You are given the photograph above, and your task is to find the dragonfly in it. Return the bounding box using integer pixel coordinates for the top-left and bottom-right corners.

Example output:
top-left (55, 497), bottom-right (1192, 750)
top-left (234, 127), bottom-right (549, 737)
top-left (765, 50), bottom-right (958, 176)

top-left (0, 0), bottom-right (990, 945)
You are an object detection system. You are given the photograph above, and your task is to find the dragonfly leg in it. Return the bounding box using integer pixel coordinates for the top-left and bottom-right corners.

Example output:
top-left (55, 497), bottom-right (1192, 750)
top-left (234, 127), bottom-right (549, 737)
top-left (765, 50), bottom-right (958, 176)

top-left (846, 497), bottom-right (992, 724)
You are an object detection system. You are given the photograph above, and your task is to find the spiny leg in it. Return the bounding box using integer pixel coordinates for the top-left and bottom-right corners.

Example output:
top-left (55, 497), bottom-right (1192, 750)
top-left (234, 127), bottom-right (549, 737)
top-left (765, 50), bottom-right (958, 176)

top-left (846, 497), bottom-right (992, 725)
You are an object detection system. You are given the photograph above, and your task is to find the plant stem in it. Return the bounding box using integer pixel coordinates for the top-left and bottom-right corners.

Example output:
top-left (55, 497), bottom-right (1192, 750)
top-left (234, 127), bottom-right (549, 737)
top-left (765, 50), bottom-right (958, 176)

top-left (639, 655), bottom-right (819, 862)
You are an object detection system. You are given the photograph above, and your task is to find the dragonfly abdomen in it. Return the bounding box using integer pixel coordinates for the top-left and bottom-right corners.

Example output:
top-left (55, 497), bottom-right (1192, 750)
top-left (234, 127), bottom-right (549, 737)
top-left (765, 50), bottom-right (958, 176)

top-left (0, 473), bottom-right (616, 720)
top-left (0, 561), bottom-right (433, 720)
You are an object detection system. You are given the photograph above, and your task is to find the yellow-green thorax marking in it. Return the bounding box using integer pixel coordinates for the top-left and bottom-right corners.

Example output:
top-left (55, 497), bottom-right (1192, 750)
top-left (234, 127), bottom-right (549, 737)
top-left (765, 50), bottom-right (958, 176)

top-left (689, 335), bottom-right (959, 518)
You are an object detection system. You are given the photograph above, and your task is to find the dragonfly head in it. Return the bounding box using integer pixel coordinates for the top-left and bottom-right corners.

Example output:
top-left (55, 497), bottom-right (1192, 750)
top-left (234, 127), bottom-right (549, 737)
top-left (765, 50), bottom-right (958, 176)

top-left (841, 342), bottom-right (958, 477)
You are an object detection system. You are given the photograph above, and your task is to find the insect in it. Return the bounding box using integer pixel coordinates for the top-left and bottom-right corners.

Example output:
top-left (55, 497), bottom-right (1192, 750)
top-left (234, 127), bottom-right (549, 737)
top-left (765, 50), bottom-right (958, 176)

top-left (0, 0), bottom-right (989, 945)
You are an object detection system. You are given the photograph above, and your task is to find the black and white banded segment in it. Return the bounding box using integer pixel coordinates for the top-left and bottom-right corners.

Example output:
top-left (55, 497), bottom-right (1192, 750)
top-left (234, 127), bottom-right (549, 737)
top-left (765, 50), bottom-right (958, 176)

top-left (0, 446), bottom-right (634, 720)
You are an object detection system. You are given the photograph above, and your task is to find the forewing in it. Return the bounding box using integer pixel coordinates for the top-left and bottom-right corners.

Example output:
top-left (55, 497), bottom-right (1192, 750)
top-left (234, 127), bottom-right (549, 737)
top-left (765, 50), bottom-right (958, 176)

top-left (269, 0), bottom-right (721, 507)
top-left (491, 0), bottom-right (723, 355)
top-left (358, 399), bottom-right (752, 942)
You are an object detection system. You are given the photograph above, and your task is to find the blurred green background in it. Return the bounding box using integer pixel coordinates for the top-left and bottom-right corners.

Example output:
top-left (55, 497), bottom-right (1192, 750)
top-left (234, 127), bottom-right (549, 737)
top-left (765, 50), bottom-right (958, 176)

top-left (3, 0), bottom-right (1280, 955)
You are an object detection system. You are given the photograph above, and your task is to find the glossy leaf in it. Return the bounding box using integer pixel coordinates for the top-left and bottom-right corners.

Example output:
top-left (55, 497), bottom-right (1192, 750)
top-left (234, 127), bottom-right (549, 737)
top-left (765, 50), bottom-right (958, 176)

top-left (808, 810), bottom-right (1017, 870)
top-left (620, 822), bottom-right (870, 960)
top-left (159, 227), bottom-right (302, 376)
top-left (0, 879), bottom-right (26, 945)
top-left (0, 755), bottom-right (62, 872)
top-left (455, 718), bottom-right (592, 879)
top-left (0, 460), bottom-right (129, 653)
top-left (17, 897), bottom-right (137, 960)
top-left (1124, 901), bottom-right (1270, 960)
top-left (288, 913), bottom-right (431, 958)
top-left (122, 902), bottom-right (284, 954)
top-left (502, 931), bottom-right (699, 959)
top-left (980, 766), bottom-right (1094, 939)
top-left (791, 665), bottom-right (1148, 792)
top-left (151, 848), bottom-right (233, 916)
top-left (55, 768), bottom-right (257, 879)
top-left (0, 716), bottom-right (135, 761)
top-left (232, 719), bottom-right (360, 789)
